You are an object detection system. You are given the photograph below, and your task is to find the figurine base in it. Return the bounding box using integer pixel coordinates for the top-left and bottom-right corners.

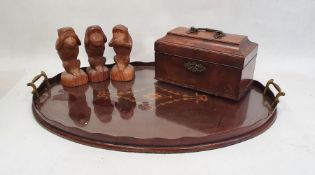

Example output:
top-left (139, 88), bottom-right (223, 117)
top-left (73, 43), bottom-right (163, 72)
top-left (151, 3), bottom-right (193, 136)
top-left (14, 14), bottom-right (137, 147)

top-left (110, 64), bottom-right (135, 81)
top-left (60, 70), bottom-right (88, 87)
top-left (30, 62), bottom-right (279, 153)
top-left (87, 66), bottom-right (109, 82)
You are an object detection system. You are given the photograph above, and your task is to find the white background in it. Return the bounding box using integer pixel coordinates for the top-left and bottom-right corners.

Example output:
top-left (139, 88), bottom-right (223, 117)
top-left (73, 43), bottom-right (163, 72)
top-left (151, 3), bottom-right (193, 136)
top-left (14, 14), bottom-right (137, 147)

top-left (0, 0), bottom-right (314, 174)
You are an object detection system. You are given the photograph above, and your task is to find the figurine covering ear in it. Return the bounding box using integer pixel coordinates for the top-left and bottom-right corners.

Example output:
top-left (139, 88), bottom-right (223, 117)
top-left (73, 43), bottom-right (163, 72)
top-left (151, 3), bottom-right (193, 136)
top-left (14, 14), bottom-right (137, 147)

top-left (109, 24), bottom-right (135, 81)
top-left (84, 25), bottom-right (110, 82)
top-left (55, 27), bottom-right (88, 87)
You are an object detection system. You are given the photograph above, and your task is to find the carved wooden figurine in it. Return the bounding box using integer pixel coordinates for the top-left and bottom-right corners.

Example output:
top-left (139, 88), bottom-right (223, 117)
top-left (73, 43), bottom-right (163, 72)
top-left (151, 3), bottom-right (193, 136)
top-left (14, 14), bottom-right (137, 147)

top-left (56, 27), bottom-right (88, 87)
top-left (85, 25), bottom-right (109, 82)
top-left (109, 25), bottom-right (135, 81)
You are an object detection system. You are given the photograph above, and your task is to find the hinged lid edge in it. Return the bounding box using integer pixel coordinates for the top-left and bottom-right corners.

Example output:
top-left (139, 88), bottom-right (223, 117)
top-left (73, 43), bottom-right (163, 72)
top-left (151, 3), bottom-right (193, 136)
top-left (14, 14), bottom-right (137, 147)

top-left (155, 27), bottom-right (258, 69)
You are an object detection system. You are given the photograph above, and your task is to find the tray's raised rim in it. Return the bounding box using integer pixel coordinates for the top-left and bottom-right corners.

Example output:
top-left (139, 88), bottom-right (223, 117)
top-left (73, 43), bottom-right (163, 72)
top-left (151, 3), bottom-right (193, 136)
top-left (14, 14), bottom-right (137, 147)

top-left (33, 107), bottom-right (276, 153)
top-left (31, 62), bottom-right (278, 153)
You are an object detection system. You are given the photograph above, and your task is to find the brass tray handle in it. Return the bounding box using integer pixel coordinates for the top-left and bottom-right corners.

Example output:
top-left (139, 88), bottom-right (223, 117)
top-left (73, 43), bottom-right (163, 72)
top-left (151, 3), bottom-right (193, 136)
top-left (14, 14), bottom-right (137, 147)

top-left (27, 71), bottom-right (50, 98)
top-left (264, 79), bottom-right (285, 108)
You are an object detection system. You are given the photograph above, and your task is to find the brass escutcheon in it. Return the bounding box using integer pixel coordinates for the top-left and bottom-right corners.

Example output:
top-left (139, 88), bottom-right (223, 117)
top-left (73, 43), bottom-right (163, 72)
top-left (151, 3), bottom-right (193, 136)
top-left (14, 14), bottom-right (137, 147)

top-left (184, 61), bottom-right (206, 73)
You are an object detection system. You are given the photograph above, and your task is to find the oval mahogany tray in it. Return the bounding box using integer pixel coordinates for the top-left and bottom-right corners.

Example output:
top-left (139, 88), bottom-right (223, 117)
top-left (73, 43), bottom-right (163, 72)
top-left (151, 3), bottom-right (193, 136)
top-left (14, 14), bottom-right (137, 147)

top-left (28, 62), bottom-right (284, 153)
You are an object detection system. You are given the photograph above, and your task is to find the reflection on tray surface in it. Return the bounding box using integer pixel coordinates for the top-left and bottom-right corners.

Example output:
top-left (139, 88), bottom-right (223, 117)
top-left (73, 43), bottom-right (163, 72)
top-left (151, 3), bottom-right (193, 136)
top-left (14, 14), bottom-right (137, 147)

top-left (53, 85), bottom-right (91, 127)
top-left (50, 80), bottom-right (251, 130)
top-left (154, 82), bottom-right (249, 133)
top-left (43, 67), bottom-right (270, 140)
top-left (91, 81), bottom-right (114, 123)
top-left (35, 67), bottom-right (272, 144)
top-left (112, 81), bottom-right (137, 120)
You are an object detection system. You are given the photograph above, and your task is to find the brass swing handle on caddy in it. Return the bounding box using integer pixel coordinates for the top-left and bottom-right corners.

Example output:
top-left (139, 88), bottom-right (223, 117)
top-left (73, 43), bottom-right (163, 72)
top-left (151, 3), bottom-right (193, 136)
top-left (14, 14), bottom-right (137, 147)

top-left (27, 71), bottom-right (50, 98)
top-left (184, 27), bottom-right (225, 73)
top-left (188, 26), bottom-right (226, 39)
top-left (264, 79), bottom-right (285, 108)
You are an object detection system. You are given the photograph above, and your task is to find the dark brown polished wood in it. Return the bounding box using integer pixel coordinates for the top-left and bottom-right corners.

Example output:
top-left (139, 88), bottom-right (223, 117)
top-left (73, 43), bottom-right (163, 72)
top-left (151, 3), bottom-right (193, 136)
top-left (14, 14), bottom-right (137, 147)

top-left (31, 62), bottom-right (277, 153)
top-left (155, 27), bottom-right (258, 101)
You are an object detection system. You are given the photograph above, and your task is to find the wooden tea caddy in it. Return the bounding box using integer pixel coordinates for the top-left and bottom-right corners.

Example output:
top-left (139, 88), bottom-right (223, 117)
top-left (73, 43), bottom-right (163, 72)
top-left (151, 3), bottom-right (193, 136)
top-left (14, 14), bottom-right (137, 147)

top-left (155, 27), bottom-right (258, 100)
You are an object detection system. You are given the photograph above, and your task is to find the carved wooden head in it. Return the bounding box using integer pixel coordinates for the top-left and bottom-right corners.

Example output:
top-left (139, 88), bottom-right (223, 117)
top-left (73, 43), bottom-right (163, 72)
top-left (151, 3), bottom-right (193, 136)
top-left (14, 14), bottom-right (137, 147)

top-left (109, 24), bottom-right (132, 49)
top-left (55, 27), bottom-right (81, 50)
top-left (84, 25), bottom-right (107, 48)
